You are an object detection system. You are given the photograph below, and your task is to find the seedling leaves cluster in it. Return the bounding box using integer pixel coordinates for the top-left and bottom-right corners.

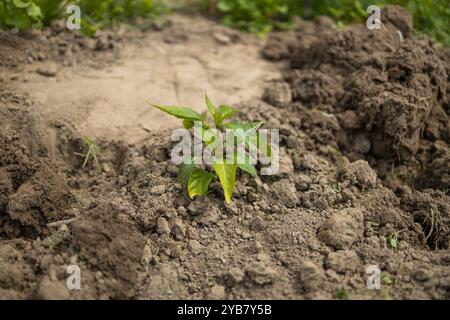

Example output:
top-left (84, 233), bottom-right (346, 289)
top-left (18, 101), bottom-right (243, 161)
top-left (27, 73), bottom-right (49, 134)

top-left (151, 94), bottom-right (270, 203)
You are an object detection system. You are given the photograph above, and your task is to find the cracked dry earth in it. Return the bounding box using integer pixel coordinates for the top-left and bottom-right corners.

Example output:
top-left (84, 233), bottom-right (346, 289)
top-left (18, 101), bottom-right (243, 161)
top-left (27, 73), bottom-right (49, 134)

top-left (1, 8), bottom-right (450, 300)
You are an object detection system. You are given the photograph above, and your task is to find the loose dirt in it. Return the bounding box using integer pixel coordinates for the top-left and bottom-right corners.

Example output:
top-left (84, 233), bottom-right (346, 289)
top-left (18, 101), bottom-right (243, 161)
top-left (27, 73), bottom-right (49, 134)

top-left (3, 15), bottom-right (280, 143)
top-left (0, 7), bottom-right (449, 300)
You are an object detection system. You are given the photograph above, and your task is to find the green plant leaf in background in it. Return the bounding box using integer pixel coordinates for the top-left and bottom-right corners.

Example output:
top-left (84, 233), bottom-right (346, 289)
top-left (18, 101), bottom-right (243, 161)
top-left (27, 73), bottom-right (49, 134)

top-left (0, 0), bottom-right (448, 46)
top-left (206, 0), bottom-right (450, 46)
top-left (13, 0), bottom-right (31, 9)
top-left (213, 161), bottom-right (237, 203)
top-left (26, 2), bottom-right (41, 18)
top-left (188, 168), bottom-right (214, 199)
top-left (151, 104), bottom-right (203, 121)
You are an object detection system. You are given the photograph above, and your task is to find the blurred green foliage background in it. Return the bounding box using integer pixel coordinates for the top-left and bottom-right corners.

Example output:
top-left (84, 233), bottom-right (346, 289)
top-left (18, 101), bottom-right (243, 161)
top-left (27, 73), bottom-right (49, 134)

top-left (0, 0), bottom-right (448, 45)
top-left (201, 0), bottom-right (449, 45)
top-left (0, 0), bottom-right (167, 33)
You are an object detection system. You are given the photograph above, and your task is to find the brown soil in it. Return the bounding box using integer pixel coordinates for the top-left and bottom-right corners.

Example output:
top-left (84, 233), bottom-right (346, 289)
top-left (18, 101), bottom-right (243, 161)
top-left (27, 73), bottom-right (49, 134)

top-left (0, 8), bottom-right (449, 300)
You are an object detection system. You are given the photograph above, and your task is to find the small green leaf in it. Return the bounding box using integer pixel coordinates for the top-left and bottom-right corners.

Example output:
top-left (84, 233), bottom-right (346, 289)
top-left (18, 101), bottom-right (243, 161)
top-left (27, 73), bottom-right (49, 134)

top-left (334, 288), bottom-right (350, 300)
top-left (80, 19), bottom-right (97, 37)
top-left (194, 124), bottom-right (216, 145)
top-left (13, 0), bottom-right (31, 9)
top-left (257, 134), bottom-right (272, 157)
top-left (8, 11), bottom-right (31, 30)
top-left (242, 121), bottom-right (263, 131)
top-left (382, 274), bottom-right (392, 285)
top-left (389, 235), bottom-right (398, 249)
top-left (183, 119), bottom-right (194, 129)
top-left (206, 95), bottom-right (223, 127)
top-left (223, 121), bottom-right (262, 131)
top-left (27, 2), bottom-right (41, 19)
top-left (219, 105), bottom-right (239, 120)
top-left (200, 111), bottom-right (208, 123)
top-left (222, 121), bottom-right (240, 130)
top-left (238, 162), bottom-right (257, 177)
top-left (205, 93), bottom-right (217, 117)
top-left (188, 169), bottom-right (214, 199)
top-left (213, 162), bottom-right (237, 203)
top-left (178, 160), bottom-right (195, 189)
top-left (223, 121), bottom-right (268, 157)
top-left (203, 129), bottom-right (216, 144)
top-left (151, 104), bottom-right (203, 121)
top-left (234, 152), bottom-right (257, 177)
top-left (217, 1), bottom-right (232, 12)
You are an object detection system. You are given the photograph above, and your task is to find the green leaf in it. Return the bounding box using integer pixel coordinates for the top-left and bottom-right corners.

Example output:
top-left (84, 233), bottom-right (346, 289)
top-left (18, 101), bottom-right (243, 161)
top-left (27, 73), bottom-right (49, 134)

top-left (238, 162), bottom-right (257, 177)
top-left (219, 105), bottom-right (239, 120)
top-left (242, 121), bottom-right (263, 131)
top-left (213, 162), bottom-right (237, 203)
top-left (205, 93), bottom-right (217, 117)
top-left (223, 121), bottom-right (262, 131)
top-left (257, 134), bottom-right (272, 157)
top-left (13, 0), bottom-right (31, 9)
top-left (151, 104), bottom-right (203, 121)
top-left (182, 119), bottom-right (194, 129)
top-left (27, 2), bottom-right (42, 19)
top-left (389, 235), bottom-right (398, 249)
top-left (381, 274), bottom-right (392, 285)
top-left (80, 19), bottom-right (97, 37)
top-left (9, 11), bottom-right (32, 30)
top-left (222, 121), bottom-right (240, 130)
top-left (178, 159), bottom-right (195, 189)
top-left (203, 128), bottom-right (216, 144)
top-left (223, 121), bottom-right (268, 157)
top-left (200, 111), bottom-right (208, 123)
top-left (188, 169), bottom-right (214, 199)
top-left (206, 94), bottom-right (223, 127)
top-left (233, 151), bottom-right (257, 177)
top-left (217, 0), bottom-right (232, 12)
top-left (205, 95), bottom-right (239, 128)
top-left (194, 124), bottom-right (216, 145)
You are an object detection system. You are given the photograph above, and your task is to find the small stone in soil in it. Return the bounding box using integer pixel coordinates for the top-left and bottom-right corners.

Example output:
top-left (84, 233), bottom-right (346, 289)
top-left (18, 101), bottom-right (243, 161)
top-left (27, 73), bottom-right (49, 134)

top-left (298, 261), bottom-right (326, 292)
top-left (263, 81), bottom-right (292, 108)
top-left (224, 268), bottom-right (244, 287)
top-left (325, 250), bottom-right (360, 273)
top-left (317, 208), bottom-right (363, 250)
top-left (213, 31), bottom-right (231, 45)
top-left (208, 285), bottom-right (226, 299)
top-left (37, 276), bottom-right (70, 300)
top-left (188, 240), bottom-right (203, 255)
top-left (156, 217), bottom-right (171, 235)
top-left (36, 63), bottom-right (58, 77)
top-left (245, 261), bottom-right (278, 285)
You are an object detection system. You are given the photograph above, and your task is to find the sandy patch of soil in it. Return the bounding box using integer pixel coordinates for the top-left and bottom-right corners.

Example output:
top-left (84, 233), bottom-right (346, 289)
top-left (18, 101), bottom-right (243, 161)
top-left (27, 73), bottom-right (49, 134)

top-left (3, 15), bottom-right (280, 143)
